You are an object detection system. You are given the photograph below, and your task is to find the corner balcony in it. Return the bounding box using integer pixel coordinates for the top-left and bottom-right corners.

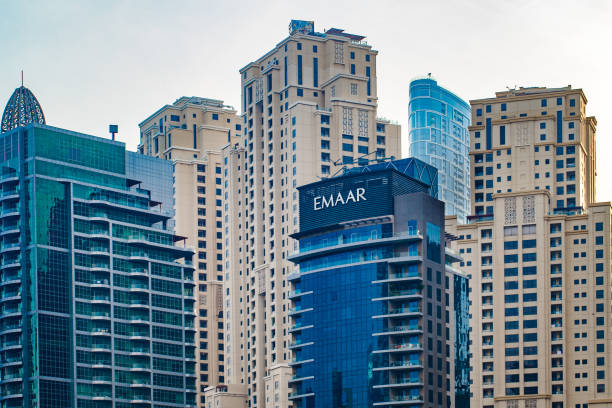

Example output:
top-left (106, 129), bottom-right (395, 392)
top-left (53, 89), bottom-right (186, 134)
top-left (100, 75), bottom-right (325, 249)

top-left (372, 289), bottom-right (421, 302)
top-left (373, 271), bottom-right (422, 284)
top-left (373, 395), bottom-right (424, 406)
top-left (372, 343), bottom-right (423, 354)
top-left (373, 360), bottom-right (423, 372)
top-left (289, 340), bottom-right (314, 350)
top-left (288, 289), bottom-right (313, 299)
top-left (444, 247), bottom-right (462, 263)
top-left (289, 355), bottom-right (315, 367)
top-left (288, 231), bottom-right (422, 262)
top-left (373, 326), bottom-right (422, 337)
top-left (288, 375), bottom-right (314, 384)
top-left (373, 379), bottom-right (424, 389)
top-left (289, 391), bottom-right (315, 400)
top-left (372, 308), bottom-right (423, 319)
top-left (288, 306), bottom-right (313, 316)
top-left (289, 323), bottom-right (313, 333)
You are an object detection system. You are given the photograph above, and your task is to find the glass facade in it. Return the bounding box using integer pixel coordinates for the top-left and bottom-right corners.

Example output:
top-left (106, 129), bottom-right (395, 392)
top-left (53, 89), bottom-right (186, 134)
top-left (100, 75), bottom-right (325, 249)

top-left (452, 273), bottom-right (470, 408)
top-left (0, 125), bottom-right (196, 408)
top-left (408, 78), bottom-right (471, 223)
top-left (288, 161), bottom-right (458, 408)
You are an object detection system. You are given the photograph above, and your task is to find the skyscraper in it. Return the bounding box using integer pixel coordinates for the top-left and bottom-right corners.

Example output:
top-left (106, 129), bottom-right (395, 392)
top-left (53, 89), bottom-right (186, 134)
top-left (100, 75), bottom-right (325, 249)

top-left (408, 77), bottom-right (471, 223)
top-left (138, 96), bottom-right (242, 406)
top-left (0, 123), bottom-right (197, 407)
top-left (287, 158), bottom-right (461, 407)
top-left (223, 20), bottom-right (401, 408)
top-left (446, 86), bottom-right (611, 408)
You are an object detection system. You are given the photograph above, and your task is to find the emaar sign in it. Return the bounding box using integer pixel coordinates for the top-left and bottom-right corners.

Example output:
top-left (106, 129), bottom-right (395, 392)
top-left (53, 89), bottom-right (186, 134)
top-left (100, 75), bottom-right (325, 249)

top-left (313, 188), bottom-right (366, 211)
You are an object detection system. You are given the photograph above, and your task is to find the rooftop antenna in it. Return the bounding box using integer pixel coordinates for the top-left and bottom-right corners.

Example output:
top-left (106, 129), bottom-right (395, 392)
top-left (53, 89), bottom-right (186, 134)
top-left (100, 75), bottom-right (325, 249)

top-left (109, 124), bottom-right (118, 141)
top-left (21, 70), bottom-right (23, 87)
top-left (427, 73), bottom-right (431, 78)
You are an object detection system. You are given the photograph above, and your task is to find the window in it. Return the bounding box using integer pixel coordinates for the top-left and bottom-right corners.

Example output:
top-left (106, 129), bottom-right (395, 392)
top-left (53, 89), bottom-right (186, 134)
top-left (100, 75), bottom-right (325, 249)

top-left (350, 83), bottom-right (357, 95)
top-left (342, 143), bottom-right (353, 152)
top-left (350, 64), bottom-right (355, 74)
top-left (426, 223), bottom-right (441, 263)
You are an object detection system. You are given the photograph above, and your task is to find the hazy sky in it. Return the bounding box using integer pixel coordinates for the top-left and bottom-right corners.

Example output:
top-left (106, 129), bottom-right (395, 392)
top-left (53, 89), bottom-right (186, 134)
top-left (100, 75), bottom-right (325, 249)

top-left (2, 0), bottom-right (611, 200)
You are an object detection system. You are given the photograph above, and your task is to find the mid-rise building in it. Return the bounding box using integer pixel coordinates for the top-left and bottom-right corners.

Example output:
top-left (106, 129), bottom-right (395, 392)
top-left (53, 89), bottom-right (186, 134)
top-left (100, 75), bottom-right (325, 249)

top-left (408, 76), bottom-right (471, 223)
top-left (448, 86), bottom-right (611, 408)
top-left (286, 158), bottom-right (463, 407)
top-left (0, 123), bottom-right (197, 407)
top-left (138, 96), bottom-right (242, 406)
top-left (223, 20), bottom-right (401, 408)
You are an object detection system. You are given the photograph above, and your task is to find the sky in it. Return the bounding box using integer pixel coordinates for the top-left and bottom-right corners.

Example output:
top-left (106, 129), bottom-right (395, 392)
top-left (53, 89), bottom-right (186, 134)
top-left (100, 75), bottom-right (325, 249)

top-left (1, 0), bottom-right (611, 200)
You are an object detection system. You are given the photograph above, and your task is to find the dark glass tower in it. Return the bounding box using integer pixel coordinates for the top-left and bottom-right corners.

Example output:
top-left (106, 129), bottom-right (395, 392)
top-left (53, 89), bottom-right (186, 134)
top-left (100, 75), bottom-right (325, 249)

top-left (0, 124), bottom-right (197, 408)
top-left (287, 158), bottom-right (464, 408)
top-left (1, 86), bottom-right (46, 133)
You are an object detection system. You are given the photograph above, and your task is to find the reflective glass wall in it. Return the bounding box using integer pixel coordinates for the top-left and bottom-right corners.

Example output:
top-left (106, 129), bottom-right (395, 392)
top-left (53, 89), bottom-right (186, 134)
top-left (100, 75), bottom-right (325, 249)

top-left (408, 78), bottom-right (471, 223)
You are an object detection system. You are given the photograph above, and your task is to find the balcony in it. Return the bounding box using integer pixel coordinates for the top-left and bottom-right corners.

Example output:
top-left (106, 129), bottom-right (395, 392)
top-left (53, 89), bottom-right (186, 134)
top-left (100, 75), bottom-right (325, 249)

top-left (373, 343), bottom-right (423, 354)
top-left (289, 231), bottom-right (422, 262)
top-left (288, 306), bottom-right (313, 316)
top-left (373, 395), bottom-right (423, 406)
top-left (373, 360), bottom-right (423, 371)
top-left (288, 289), bottom-right (312, 299)
top-left (289, 323), bottom-right (313, 333)
top-left (372, 289), bottom-right (421, 302)
top-left (373, 308), bottom-right (422, 319)
top-left (288, 340), bottom-right (313, 349)
top-left (373, 326), bottom-right (422, 336)
top-left (373, 379), bottom-right (424, 389)
top-left (373, 272), bottom-right (422, 284)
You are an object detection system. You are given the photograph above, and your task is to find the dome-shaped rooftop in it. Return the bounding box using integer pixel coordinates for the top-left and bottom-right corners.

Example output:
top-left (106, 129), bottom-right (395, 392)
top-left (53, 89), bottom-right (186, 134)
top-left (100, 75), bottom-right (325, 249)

top-left (1, 85), bottom-right (46, 133)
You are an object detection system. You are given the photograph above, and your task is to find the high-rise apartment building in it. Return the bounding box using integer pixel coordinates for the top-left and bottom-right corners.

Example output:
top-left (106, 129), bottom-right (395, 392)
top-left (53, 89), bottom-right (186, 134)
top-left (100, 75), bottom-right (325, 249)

top-left (223, 20), bottom-right (401, 408)
top-left (0, 123), bottom-right (197, 407)
top-left (447, 86), bottom-right (611, 408)
top-left (138, 96), bottom-right (242, 406)
top-left (408, 77), bottom-right (471, 223)
top-left (287, 158), bottom-right (462, 407)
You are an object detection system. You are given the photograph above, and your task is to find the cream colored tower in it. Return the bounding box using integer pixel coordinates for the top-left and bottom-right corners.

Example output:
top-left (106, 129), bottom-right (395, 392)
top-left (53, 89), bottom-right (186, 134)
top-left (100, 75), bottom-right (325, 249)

top-left (447, 86), bottom-right (612, 408)
top-left (222, 20), bottom-right (401, 408)
top-left (138, 97), bottom-right (243, 407)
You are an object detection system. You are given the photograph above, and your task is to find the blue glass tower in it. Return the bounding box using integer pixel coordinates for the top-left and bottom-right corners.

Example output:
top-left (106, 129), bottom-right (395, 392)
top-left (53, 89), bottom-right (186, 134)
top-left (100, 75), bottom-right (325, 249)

top-left (0, 124), bottom-right (196, 408)
top-left (408, 77), bottom-right (470, 223)
top-left (287, 158), bottom-right (462, 408)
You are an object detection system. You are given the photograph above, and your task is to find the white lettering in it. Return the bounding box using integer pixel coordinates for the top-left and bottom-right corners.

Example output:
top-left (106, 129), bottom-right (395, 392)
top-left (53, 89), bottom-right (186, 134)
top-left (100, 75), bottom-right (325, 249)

top-left (335, 191), bottom-right (345, 205)
top-left (313, 188), bottom-right (367, 211)
top-left (321, 195), bottom-right (333, 209)
top-left (345, 190), bottom-right (356, 203)
top-left (356, 187), bottom-right (366, 202)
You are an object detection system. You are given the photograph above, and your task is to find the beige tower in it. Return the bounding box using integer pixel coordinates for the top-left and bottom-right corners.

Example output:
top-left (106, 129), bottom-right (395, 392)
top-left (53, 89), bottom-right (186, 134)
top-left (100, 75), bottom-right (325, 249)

top-left (138, 97), bottom-right (244, 407)
top-left (447, 86), bottom-right (612, 408)
top-left (222, 20), bottom-right (401, 408)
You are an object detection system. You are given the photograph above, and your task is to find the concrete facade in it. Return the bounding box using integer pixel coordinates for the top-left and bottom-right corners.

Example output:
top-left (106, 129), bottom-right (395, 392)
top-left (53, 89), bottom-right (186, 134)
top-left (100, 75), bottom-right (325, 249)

top-left (138, 96), bottom-right (242, 407)
top-left (447, 86), bottom-right (612, 408)
top-left (222, 20), bottom-right (401, 408)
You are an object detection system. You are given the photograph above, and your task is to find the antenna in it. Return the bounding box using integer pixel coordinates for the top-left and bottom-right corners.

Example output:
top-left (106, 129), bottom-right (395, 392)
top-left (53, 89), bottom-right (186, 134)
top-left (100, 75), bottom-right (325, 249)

top-left (21, 70), bottom-right (23, 87)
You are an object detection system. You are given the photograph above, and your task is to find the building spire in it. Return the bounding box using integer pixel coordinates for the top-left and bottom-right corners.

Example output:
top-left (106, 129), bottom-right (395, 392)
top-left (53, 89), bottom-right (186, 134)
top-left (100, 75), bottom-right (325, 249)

top-left (21, 70), bottom-right (23, 87)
